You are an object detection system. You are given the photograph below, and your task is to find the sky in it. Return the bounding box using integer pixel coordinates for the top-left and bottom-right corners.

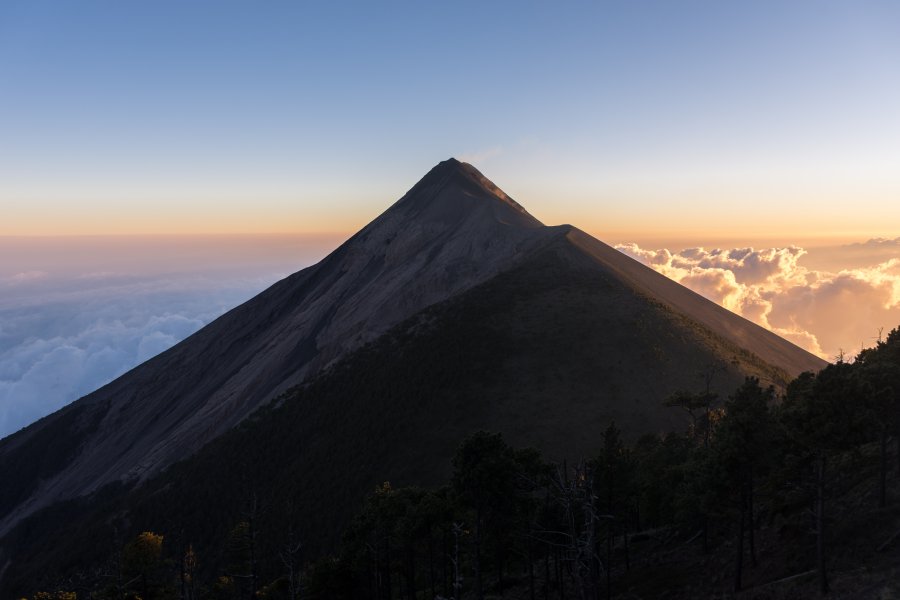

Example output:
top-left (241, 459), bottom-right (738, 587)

top-left (2, 0), bottom-right (899, 240)
top-left (2, 1), bottom-right (900, 437)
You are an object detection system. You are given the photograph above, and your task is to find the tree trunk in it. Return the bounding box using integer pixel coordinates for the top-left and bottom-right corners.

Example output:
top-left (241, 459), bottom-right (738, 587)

top-left (453, 526), bottom-right (462, 600)
top-left (180, 545), bottom-right (187, 600)
top-left (368, 547), bottom-right (376, 600)
top-left (428, 530), bottom-right (436, 600)
top-left (408, 546), bottom-right (416, 600)
top-left (248, 510), bottom-right (258, 599)
top-left (701, 514), bottom-right (709, 555)
top-left (288, 563), bottom-right (295, 600)
top-left (544, 542), bottom-right (550, 600)
top-left (606, 527), bottom-right (612, 600)
top-left (442, 528), bottom-right (448, 598)
top-left (881, 431), bottom-right (888, 508)
top-left (475, 506), bottom-right (484, 600)
top-left (385, 537), bottom-right (393, 600)
top-left (528, 537), bottom-right (536, 600)
top-left (705, 403), bottom-right (711, 449)
top-left (896, 432), bottom-right (900, 476)
top-left (817, 454), bottom-right (829, 595)
top-left (734, 489), bottom-right (745, 592)
top-left (558, 546), bottom-right (565, 600)
top-left (749, 472), bottom-right (757, 567)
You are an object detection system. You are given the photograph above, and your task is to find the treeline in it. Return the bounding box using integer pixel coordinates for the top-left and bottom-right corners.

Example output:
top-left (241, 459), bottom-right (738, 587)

top-left (25, 328), bottom-right (900, 600)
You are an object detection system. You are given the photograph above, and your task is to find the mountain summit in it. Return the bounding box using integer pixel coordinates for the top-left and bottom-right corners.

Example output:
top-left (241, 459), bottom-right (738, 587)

top-left (394, 158), bottom-right (541, 227)
top-left (0, 160), bottom-right (825, 578)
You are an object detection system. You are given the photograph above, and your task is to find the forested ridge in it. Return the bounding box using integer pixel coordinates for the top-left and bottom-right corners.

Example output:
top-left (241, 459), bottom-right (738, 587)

top-left (14, 327), bottom-right (900, 599)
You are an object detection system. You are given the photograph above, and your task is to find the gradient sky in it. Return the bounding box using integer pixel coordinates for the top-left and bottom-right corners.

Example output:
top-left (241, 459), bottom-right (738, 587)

top-left (2, 0), bottom-right (899, 242)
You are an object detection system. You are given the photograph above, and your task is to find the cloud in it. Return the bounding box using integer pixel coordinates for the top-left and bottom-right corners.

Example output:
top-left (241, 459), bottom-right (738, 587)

top-left (616, 243), bottom-right (900, 361)
top-left (846, 237), bottom-right (900, 249)
top-left (0, 273), bottom-right (282, 439)
top-left (458, 146), bottom-right (503, 165)
top-left (3, 271), bottom-right (48, 286)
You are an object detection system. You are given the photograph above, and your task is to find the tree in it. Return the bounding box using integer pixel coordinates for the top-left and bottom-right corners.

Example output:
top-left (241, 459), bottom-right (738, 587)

top-left (544, 460), bottom-right (608, 600)
top-left (182, 544), bottom-right (198, 600)
top-left (665, 361), bottom-right (727, 449)
top-left (590, 422), bottom-right (637, 596)
top-left (855, 327), bottom-right (900, 506)
top-left (780, 363), bottom-right (871, 594)
top-left (664, 390), bottom-right (717, 448)
top-left (122, 531), bottom-right (165, 600)
top-left (451, 432), bottom-right (519, 600)
top-left (278, 525), bottom-right (303, 600)
top-left (31, 592), bottom-right (76, 600)
top-left (713, 377), bottom-right (777, 591)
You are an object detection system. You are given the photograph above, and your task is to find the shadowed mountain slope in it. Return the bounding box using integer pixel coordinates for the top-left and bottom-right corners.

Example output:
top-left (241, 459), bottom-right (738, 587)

top-left (0, 159), bottom-right (825, 588)
top-left (1, 223), bottom-right (824, 593)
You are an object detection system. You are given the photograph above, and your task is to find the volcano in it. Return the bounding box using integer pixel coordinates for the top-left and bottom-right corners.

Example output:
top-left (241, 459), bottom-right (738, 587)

top-left (0, 159), bottom-right (825, 589)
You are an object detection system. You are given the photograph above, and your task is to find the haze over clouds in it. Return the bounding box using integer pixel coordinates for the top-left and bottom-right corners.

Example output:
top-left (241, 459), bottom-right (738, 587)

top-left (616, 239), bottom-right (900, 360)
top-left (0, 235), bottom-right (341, 439)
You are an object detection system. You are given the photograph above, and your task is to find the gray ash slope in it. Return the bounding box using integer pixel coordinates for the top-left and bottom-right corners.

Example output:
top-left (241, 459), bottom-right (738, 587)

top-left (0, 158), bottom-right (825, 544)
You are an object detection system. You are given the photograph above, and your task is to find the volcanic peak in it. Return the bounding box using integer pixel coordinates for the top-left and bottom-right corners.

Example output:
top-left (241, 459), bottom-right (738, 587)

top-left (393, 158), bottom-right (543, 229)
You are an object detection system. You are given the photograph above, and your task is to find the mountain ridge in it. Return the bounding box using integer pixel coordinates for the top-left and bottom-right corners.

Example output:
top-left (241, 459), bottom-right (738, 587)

top-left (0, 158), bottom-right (825, 549)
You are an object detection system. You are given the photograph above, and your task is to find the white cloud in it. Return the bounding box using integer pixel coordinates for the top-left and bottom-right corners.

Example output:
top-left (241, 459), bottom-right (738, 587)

top-left (0, 273), bottom-right (282, 439)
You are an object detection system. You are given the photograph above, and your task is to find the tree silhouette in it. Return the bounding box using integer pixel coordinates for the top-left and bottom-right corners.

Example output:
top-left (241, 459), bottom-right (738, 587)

top-left (122, 531), bottom-right (165, 600)
top-left (780, 362), bottom-right (871, 594)
top-left (714, 377), bottom-right (776, 591)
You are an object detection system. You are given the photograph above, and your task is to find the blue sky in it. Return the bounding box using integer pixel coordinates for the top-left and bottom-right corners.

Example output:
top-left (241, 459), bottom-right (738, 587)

top-left (2, 0), bottom-right (899, 240)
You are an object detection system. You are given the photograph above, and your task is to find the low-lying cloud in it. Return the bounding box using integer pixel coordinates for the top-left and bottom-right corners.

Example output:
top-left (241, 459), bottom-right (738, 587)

top-left (616, 242), bottom-right (900, 360)
top-left (0, 272), bottom-right (284, 439)
top-left (0, 233), bottom-right (341, 440)
top-left (4, 234), bottom-right (898, 439)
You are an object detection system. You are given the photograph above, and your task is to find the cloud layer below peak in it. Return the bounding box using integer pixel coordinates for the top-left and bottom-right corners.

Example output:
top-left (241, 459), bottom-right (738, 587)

top-left (0, 272), bottom-right (286, 439)
top-left (616, 242), bottom-right (900, 360)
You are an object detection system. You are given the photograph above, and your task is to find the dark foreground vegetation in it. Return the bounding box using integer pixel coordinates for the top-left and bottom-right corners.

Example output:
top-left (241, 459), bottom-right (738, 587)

top-left (18, 328), bottom-right (900, 599)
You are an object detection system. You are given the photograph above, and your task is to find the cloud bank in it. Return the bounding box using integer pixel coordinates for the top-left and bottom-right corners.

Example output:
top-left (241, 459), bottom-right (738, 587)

top-left (0, 233), bottom-right (341, 440)
top-left (616, 242), bottom-right (900, 360)
top-left (4, 233), bottom-right (898, 440)
top-left (0, 272), bottom-right (283, 439)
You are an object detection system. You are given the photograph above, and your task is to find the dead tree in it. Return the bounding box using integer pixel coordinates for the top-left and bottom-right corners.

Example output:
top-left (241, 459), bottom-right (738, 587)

top-left (279, 525), bottom-right (303, 600)
top-left (532, 460), bottom-right (613, 600)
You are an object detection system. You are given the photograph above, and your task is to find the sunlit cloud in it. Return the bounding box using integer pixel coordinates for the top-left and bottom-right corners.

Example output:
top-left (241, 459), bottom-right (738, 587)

top-left (616, 241), bottom-right (900, 361)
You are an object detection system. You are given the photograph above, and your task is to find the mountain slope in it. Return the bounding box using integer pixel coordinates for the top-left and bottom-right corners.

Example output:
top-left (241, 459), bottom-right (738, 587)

top-left (1, 224), bottom-right (823, 593)
top-left (0, 159), bottom-right (559, 536)
top-left (0, 159), bottom-right (825, 579)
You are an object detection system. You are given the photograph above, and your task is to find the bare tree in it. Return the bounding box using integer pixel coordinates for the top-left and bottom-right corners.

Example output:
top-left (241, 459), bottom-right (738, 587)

top-left (532, 460), bottom-right (612, 600)
top-left (279, 524), bottom-right (303, 600)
